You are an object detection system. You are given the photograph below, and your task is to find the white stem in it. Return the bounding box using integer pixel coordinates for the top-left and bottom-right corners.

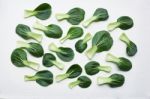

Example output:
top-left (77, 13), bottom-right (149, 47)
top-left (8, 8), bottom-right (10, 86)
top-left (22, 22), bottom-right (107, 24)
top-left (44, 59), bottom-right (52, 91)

top-left (119, 33), bottom-right (130, 44)
top-left (23, 60), bottom-right (40, 71)
top-left (98, 66), bottom-right (112, 73)
top-left (106, 53), bottom-right (120, 63)
top-left (17, 41), bottom-right (30, 48)
top-left (97, 77), bottom-right (111, 85)
top-left (69, 80), bottom-right (80, 89)
top-left (85, 45), bottom-right (97, 60)
top-left (55, 74), bottom-right (69, 82)
top-left (107, 22), bottom-right (120, 32)
top-left (55, 13), bottom-right (70, 21)
top-left (51, 60), bottom-right (64, 70)
top-left (82, 16), bottom-right (97, 28)
top-left (48, 43), bottom-right (60, 52)
top-left (60, 35), bottom-right (69, 44)
top-left (33, 21), bottom-right (47, 31)
top-left (24, 75), bottom-right (37, 81)
top-left (28, 32), bottom-right (43, 43)
top-left (82, 33), bottom-right (92, 44)
top-left (24, 10), bottom-right (37, 18)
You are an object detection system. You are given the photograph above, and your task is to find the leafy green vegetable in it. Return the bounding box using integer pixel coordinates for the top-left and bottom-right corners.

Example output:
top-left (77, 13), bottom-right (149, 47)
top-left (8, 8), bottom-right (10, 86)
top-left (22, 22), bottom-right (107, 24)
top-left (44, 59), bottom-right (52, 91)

top-left (11, 48), bottom-right (40, 71)
top-left (85, 30), bottom-right (113, 59)
top-left (24, 70), bottom-right (53, 87)
top-left (17, 41), bottom-right (44, 57)
top-left (56, 64), bottom-right (82, 82)
top-left (16, 24), bottom-right (42, 43)
top-left (120, 33), bottom-right (137, 56)
top-left (33, 21), bottom-right (63, 38)
top-left (56, 8), bottom-right (85, 25)
top-left (42, 53), bottom-right (64, 70)
top-left (24, 3), bottom-right (51, 20)
top-left (107, 16), bottom-right (134, 31)
top-left (83, 8), bottom-right (109, 28)
top-left (85, 61), bottom-right (111, 75)
top-left (49, 43), bottom-right (74, 62)
top-left (60, 27), bottom-right (83, 44)
top-left (75, 33), bottom-right (92, 53)
top-left (97, 74), bottom-right (125, 87)
top-left (106, 53), bottom-right (132, 71)
top-left (69, 76), bottom-right (91, 89)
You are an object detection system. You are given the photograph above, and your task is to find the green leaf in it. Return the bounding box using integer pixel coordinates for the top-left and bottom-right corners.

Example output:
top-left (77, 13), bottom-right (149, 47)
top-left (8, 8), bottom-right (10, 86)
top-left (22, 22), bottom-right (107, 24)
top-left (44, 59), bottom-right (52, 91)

top-left (49, 43), bottom-right (74, 62)
top-left (60, 27), bottom-right (83, 44)
top-left (56, 64), bottom-right (82, 82)
top-left (86, 31), bottom-right (113, 59)
top-left (24, 3), bottom-right (51, 20)
top-left (97, 74), bottom-right (125, 87)
top-left (56, 8), bottom-right (85, 25)
top-left (25, 70), bottom-right (53, 87)
top-left (11, 48), bottom-right (39, 71)
top-left (106, 53), bottom-right (132, 71)
top-left (85, 61), bottom-right (111, 75)
top-left (16, 24), bottom-right (42, 43)
top-left (42, 53), bottom-right (64, 70)
top-left (69, 76), bottom-right (91, 88)
top-left (75, 33), bottom-right (92, 53)
top-left (33, 21), bottom-right (63, 38)
top-left (120, 33), bottom-right (137, 56)
top-left (17, 41), bottom-right (44, 57)
top-left (83, 8), bottom-right (109, 28)
top-left (107, 16), bottom-right (134, 31)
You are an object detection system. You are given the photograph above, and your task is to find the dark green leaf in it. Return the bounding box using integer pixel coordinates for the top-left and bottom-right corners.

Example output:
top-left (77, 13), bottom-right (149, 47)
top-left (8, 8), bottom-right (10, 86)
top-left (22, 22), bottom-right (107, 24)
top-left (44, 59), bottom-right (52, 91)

top-left (109, 74), bottom-right (125, 87)
top-left (67, 8), bottom-right (85, 25)
top-left (75, 40), bottom-right (87, 53)
top-left (92, 30), bottom-right (113, 52)
top-left (93, 8), bottom-right (109, 22)
top-left (66, 64), bottom-right (82, 78)
top-left (78, 76), bottom-right (92, 88)
top-left (11, 48), bottom-right (27, 67)
top-left (42, 53), bottom-right (56, 67)
top-left (127, 41), bottom-right (137, 56)
top-left (44, 24), bottom-right (62, 38)
top-left (56, 47), bottom-right (74, 62)
top-left (117, 16), bottom-right (134, 30)
top-left (25, 3), bottom-right (51, 20)
top-left (117, 57), bottom-right (132, 71)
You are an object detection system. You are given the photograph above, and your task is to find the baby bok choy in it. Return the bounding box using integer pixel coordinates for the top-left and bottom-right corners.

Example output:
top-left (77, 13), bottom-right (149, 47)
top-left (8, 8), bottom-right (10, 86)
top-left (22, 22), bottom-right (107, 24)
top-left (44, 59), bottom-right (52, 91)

top-left (106, 53), bottom-right (132, 71)
top-left (83, 8), bottom-right (109, 28)
top-left (97, 74), bottom-right (125, 88)
top-left (11, 48), bottom-right (40, 71)
top-left (107, 16), bottom-right (134, 31)
top-left (85, 30), bottom-right (113, 59)
top-left (60, 26), bottom-right (83, 44)
top-left (75, 33), bottom-right (92, 53)
top-left (24, 70), bottom-right (53, 87)
top-left (24, 3), bottom-right (51, 20)
top-left (33, 21), bottom-right (63, 38)
top-left (49, 43), bottom-right (74, 62)
top-left (42, 53), bottom-right (64, 70)
top-left (17, 41), bottom-right (44, 57)
top-left (16, 24), bottom-right (42, 43)
top-left (56, 64), bottom-right (82, 82)
top-left (56, 8), bottom-right (85, 25)
top-left (120, 33), bottom-right (137, 56)
top-left (85, 61), bottom-right (111, 75)
top-left (69, 76), bottom-right (92, 89)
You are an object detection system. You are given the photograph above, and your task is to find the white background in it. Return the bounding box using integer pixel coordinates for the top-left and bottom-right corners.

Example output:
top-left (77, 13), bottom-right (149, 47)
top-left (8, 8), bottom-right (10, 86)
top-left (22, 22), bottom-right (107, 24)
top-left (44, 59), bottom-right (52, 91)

top-left (0, 0), bottom-right (150, 99)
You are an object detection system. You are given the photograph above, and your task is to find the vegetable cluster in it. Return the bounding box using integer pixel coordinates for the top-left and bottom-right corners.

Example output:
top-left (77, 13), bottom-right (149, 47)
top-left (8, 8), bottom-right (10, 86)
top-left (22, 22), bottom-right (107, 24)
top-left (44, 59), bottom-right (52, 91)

top-left (11, 3), bottom-right (137, 88)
